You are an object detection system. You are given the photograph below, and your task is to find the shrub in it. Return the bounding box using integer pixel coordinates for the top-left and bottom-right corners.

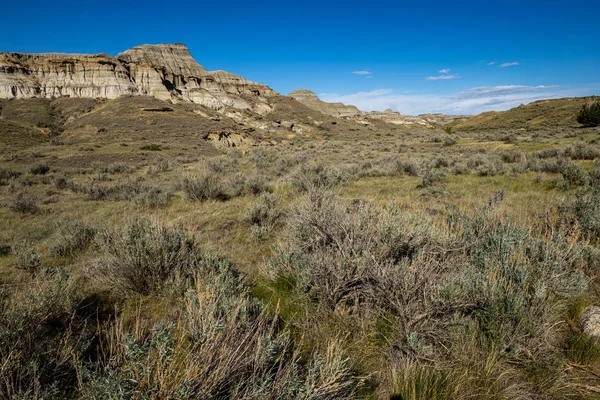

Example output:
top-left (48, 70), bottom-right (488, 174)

top-left (451, 164), bottom-right (469, 175)
top-left (82, 179), bottom-right (153, 201)
top-left (140, 143), bottom-right (162, 151)
top-left (84, 266), bottom-right (362, 399)
top-left (0, 168), bottom-right (21, 185)
top-left (267, 189), bottom-right (435, 314)
top-left (248, 147), bottom-right (275, 170)
top-left (183, 174), bottom-right (229, 201)
top-left (564, 141), bottom-right (600, 160)
top-left (132, 188), bottom-right (172, 208)
top-left (577, 102), bottom-right (600, 127)
top-left (12, 240), bottom-right (42, 274)
top-left (291, 164), bottom-right (348, 193)
top-left (54, 174), bottom-right (69, 190)
top-left (476, 158), bottom-right (506, 176)
top-left (276, 152), bottom-right (307, 171)
top-left (559, 160), bottom-right (590, 188)
top-left (536, 148), bottom-right (561, 159)
top-left (248, 193), bottom-right (282, 239)
top-left (500, 149), bottom-right (524, 163)
top-left (467, 155), bottom-right (487, 170)
top-left (440, 200), bottom-right (587, 351)
top-left (88, 218), bottom-right (199, 295)
top-left (431, 157), bottom-right (451, 169)
top-left (50, 220), bottom-right (96, 257)
top-left (395, 159), bottom-right (421, 176)
top-left (589, 160), bottom-right (600, 186)
top-left (29, 163), bottom-right (50, 175)
top-left (0, 272), bottom-right (84, 398)
top-left (231, 174), bottom-right (272, 197)
top-left (147, 159), bottom-right (169, 176)
top-left (84, 227), bottom-right (363, 398)
top-left (206, 158), bottom-right (226, 173)
top-left (266, 191), bottom-right (590, 395)
top-left (419, 168), bottom-right (446, 188)
top-left (98, 162), bottom-right (132, 174)
top-left (10, 191), bottom-right (38, 214)
top-left (560, 185), bottom-right (600, 241)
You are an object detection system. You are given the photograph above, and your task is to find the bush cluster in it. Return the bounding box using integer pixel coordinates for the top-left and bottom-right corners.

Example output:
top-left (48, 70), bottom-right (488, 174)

top-left (183, 173), bottom-right (229, 201)
top-left (577, 102), bottom-right (600, 127)
top-left (265, 188), bottom-right (591, 398)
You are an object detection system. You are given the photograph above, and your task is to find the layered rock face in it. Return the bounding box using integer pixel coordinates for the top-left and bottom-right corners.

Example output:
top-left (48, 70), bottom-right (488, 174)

top-left (0, 52), bottom-right (135, 99)
top-left (0, 44), bottom-right (277, 113)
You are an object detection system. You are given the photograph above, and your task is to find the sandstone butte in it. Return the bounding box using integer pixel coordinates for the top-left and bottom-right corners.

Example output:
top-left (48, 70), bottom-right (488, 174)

top-left (0, 43), bottom-right (277, 114)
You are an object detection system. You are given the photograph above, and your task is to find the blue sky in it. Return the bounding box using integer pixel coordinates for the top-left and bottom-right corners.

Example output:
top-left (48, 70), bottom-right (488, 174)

top-left (2, 0), bottom-right (599, 114)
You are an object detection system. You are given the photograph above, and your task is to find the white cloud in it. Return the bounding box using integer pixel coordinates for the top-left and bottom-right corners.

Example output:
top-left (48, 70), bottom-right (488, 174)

top-left (426, 74), bottom-right (461, 81)
top-left (352, 70), bottom-right (371, 75)
top-left (366, 76), bottom-right (373, 79)
top-left (486, 61), bottom-right (495, 66)
top-left (438, 68), bottom-right (450, 73)
top-left (318, 84), bottom-right (590, 115)
top-left (500, 62), bottom-right (519, 67)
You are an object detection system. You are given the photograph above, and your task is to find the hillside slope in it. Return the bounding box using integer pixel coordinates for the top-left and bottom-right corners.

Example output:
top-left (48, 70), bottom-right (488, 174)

top-left (456, 96), bottom-right (600, 131)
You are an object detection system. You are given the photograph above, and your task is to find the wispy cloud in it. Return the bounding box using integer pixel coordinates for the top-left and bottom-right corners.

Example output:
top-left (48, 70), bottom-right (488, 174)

top-left (438, 68), bottom-right (450, 73)
top-left (486, 61), bottom-right (495, 66)
top-left (500, 62), bottom-right (519, 67)
top-left (426, 74), bottom-right (461, 81)
top-left (319, 84), bottom-right (590, 115)
top-left (366, 76), bottom-right (373, 79)
top-left (352, 70), bottom-right (372, 75)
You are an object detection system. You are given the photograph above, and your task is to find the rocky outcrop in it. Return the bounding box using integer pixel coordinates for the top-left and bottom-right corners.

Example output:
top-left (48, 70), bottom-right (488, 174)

top-left (204, 131), bottom-right (253, 149)
top-left (289, 89), bottom-right (434, 127)
top-left (288, 89), bottom-right (361, 118)
top-left (0, 44), bottom-right (277, 114)
top-left (419, 113), bottom-right (470, 126)
top-left (365, 109), bottom-right (430, 126)
top-left (580, 306), bottom-right (600, 339)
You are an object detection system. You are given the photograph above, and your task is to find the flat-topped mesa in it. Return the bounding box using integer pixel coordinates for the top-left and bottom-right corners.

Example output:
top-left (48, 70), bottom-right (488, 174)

top-left (0, 43), bottom-right (277, 112)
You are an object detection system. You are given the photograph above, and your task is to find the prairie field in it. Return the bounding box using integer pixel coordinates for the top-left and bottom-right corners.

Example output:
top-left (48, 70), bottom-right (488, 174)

top-left (1, 97), bottom-right (600, 399)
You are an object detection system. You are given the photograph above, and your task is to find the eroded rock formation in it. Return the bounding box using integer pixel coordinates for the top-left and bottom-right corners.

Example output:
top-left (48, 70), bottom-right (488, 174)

top-left (288, 88), bottom-right (436, 127)
top-left (288, 89), bottom-right (362, 118)
top-left (0, 44), bottom-right (277, 114)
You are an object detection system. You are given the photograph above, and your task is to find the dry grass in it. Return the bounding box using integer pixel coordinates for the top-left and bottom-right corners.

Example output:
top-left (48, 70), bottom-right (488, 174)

top-left (1, 96), bottom-right (600, 398)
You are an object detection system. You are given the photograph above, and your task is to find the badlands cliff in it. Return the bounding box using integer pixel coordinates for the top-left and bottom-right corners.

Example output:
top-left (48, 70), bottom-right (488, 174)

top-left (0, 44), bottom-right (276, 113)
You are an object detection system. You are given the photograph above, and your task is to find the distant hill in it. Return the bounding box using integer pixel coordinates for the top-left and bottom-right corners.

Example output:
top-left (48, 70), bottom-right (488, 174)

top-left (288, 89), bottom-right (469, 128)
top-left (455, 96), bottom-right (600, 131)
